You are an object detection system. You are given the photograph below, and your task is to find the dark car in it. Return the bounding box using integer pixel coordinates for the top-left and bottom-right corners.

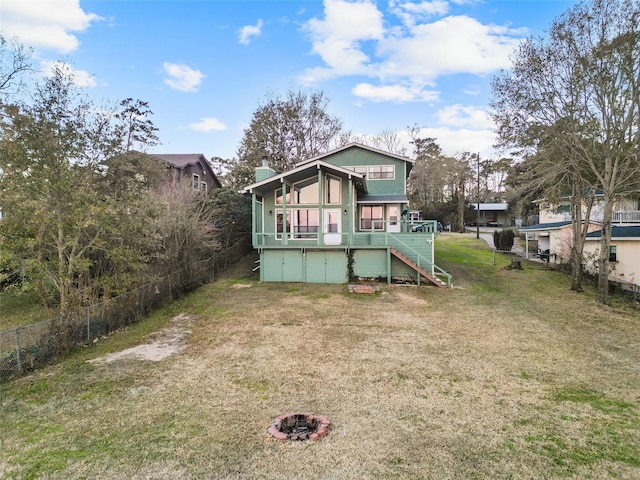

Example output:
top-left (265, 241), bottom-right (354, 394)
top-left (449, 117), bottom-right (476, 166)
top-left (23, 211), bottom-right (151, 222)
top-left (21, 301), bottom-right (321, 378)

top-left (412, 222), bottom-right (443, 232)
top-left (536, 249), bottom-right (550, 262)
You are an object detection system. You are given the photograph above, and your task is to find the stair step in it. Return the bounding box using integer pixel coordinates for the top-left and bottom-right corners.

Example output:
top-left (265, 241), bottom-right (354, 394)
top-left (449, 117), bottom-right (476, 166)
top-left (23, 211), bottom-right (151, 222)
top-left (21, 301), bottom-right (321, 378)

top-left (390, 248), bottom-right (448, 288)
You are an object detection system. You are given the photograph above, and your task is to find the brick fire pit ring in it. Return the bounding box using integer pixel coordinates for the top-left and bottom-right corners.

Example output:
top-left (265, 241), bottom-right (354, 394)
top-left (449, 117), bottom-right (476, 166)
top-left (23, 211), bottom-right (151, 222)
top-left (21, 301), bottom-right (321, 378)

top-left (267, 412), bottom-right (330, 441)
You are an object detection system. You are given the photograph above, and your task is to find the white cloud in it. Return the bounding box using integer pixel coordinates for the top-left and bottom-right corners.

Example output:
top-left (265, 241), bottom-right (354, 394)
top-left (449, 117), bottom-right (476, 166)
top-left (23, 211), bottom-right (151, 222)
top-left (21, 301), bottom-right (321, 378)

top-left (378, 16), bottom-right (525, 80)
top-left (302, 0), bottom-right (384, 79)
top-left (238, 19), bottom-right (263, 45)
top-left (436, 104), bottom-right (491, 129)
top-left (162, 62), bottom-right (206, 92)
top-left (301, 1), bottom-right (528, 103)
top-left (389, 0), bottom-right (450, 27)
top-left (0, 0), bottom-right (101, 53)
top-left (41, 60), bottom-right (96, 87)
top-left (352, 82), bottom-right (439, 103)
top-left (397, 126), bottom-right (497, 158)
top-left (189, 117), bottom-right (227, 132)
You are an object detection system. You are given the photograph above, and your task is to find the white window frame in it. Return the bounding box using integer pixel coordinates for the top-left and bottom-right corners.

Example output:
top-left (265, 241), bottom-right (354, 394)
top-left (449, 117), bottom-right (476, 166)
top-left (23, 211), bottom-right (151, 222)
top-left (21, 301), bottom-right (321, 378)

top-left (192, 174), bottom-right (200, 190)
top-left (276, 208), bottom-right (319, 239)
top-left (345, 165), bottom-right (395, 180)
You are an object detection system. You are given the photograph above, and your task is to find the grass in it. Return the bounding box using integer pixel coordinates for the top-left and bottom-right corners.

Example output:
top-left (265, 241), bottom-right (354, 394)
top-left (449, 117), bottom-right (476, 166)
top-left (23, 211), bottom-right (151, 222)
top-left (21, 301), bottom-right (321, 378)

top-left (0, 289), bottom-right (51, 331)
top-left (1, 233), bottom-right (639, 479)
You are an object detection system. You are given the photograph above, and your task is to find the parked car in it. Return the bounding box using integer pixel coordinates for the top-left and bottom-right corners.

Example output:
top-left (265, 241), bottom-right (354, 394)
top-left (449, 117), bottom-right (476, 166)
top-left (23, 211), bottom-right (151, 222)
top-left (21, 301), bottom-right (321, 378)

top-left (535, 249), bottom-right (550, 262)
top-left (411, 222), bottom-right (443, 232)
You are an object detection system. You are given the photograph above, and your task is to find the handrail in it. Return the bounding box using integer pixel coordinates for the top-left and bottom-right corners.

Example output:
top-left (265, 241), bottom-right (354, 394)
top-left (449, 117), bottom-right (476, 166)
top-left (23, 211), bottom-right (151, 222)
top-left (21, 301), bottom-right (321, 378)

top-left (433, 264), bottom-right (452, 288)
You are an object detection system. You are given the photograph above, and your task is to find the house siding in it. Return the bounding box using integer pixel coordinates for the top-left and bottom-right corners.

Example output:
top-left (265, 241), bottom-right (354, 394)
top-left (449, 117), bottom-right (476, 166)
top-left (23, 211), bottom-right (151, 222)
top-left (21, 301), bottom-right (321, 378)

top-left (324, 153), bottom-right (407, 196)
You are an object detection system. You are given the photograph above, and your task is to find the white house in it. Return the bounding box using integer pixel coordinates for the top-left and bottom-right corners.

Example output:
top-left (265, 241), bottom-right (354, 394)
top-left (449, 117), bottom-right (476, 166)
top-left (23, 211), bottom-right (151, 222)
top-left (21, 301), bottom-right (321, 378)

top-left (519, 220), bottom-right (601, 262)
top-left (583, 226), bottom-right (640, 291)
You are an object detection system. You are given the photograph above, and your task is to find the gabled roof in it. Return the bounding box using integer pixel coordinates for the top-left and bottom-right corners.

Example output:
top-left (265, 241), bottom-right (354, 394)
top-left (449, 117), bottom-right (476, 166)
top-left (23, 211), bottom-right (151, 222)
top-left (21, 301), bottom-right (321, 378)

top-left (150, 153), bottom-right (222, 188)
top-left (242, 159), bottom-right (367, 195)
top-left (586, 225), bottom-right (640, 240)
top-left (295, 143), bottom-right (415, 168)
top-left (519, 221), bottom-right (573, 231)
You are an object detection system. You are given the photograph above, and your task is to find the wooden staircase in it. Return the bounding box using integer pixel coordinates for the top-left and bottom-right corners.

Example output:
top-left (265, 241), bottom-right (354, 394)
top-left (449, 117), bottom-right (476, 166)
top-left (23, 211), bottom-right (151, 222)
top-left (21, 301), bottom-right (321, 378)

top-left (390, 248), bottom-right (449, 288)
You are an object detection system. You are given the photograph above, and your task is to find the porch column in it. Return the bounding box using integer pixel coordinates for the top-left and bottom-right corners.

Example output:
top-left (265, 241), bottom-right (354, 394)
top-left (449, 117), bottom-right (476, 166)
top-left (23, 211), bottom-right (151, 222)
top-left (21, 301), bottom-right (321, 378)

top-left (282, 180), bottom-right (289, 246)
top-left (348, 177), bottom-right (353, 244)
top-left (251, 191), bottom-right (258, 246)
top-left (317, 167), bottom-right (323, 246)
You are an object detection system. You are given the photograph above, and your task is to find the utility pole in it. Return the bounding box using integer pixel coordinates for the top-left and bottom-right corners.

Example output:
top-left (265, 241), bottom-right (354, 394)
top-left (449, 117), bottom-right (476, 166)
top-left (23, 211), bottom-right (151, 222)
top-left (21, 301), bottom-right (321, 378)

top-left (476, 153), bottom-right (480, 240)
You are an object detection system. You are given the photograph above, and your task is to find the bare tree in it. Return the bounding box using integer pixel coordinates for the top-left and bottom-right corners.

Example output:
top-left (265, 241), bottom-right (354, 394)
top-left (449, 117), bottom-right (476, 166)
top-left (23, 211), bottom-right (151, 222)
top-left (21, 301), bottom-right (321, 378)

top-left (0, 35), bottom-right (33, 97)
top-left (223, 89), bottom-right (343, 188)
top-left (491, 0), bottom-right (640, 303)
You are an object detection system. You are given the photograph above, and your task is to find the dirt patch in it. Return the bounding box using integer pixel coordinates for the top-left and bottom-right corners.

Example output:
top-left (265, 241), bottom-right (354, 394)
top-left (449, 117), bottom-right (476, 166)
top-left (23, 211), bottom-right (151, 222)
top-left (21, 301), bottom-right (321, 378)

top-left (88, 313), bottom-right (194, 364)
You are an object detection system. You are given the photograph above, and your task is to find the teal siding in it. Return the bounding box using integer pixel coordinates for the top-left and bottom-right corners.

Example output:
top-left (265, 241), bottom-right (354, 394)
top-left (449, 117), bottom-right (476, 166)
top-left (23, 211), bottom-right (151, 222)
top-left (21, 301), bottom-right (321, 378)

top-left (320, 148), bottom-right (407, 196)
top-left (391, 257), bottom-right (420, 279)
top-left (353, 250), bottom-right (387, 278)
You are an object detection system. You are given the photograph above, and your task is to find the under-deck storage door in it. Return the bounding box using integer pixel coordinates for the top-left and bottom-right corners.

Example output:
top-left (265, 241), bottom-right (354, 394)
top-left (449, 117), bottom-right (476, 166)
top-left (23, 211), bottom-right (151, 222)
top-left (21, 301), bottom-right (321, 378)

top-left (305, 251), bottom-right (348, 283)
top-left (282, 250), bottom-right (304, 282)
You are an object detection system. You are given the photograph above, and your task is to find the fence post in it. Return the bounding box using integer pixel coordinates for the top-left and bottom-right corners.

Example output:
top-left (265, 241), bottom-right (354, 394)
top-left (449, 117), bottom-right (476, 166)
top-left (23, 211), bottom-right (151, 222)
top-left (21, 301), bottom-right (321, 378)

top-left (86, 306), bottom-right (91, 343)
top-left (15, 327), bottom-right (21, 373)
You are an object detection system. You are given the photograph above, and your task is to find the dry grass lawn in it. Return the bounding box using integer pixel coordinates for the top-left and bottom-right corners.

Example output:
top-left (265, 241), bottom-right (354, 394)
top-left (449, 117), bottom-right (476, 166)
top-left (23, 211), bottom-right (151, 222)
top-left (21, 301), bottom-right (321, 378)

top-left (1, 234), bottom-right (639, 479)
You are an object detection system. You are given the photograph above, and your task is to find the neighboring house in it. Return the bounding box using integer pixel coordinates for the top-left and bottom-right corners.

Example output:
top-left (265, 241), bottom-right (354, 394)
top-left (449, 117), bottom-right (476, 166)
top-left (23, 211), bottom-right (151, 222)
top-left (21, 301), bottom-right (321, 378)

top-left (241, 143), bottom-right (451, 287)
top-left (469, 203), bottom-right (511, 226)
top-left (519, 220), bottom-right (601, 262)
top-left (536, 192), bottom-right (640, 225)
top-left (150, 153), bottom-right (222, 192)
top-left (583, 226), bottom-right (640, 291)
top-left (520, 192), bottom-right (640, 261)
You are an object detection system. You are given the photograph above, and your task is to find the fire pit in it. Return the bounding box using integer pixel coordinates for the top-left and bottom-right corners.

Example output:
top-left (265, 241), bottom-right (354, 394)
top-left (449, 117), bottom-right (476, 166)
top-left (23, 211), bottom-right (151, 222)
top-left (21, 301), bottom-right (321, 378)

top-left (267, 412), bottom-right (330, 441)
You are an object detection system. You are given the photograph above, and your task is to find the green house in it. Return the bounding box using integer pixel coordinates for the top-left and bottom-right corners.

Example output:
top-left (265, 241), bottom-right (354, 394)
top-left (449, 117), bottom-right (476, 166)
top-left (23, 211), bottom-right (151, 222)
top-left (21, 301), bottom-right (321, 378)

top-left (242, 143), bottom-right (451, 287)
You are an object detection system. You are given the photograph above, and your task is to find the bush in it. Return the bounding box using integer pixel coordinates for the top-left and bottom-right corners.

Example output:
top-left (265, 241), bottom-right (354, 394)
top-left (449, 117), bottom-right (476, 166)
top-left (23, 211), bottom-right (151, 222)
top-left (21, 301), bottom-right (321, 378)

top-left (493, 229), bottom-right (515, 251)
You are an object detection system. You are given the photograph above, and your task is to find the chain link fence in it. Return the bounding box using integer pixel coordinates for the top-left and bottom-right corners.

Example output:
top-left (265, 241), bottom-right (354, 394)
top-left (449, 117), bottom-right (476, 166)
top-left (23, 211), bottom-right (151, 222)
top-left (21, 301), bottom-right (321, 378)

top-left (1, 239), bottom-right (251, 380)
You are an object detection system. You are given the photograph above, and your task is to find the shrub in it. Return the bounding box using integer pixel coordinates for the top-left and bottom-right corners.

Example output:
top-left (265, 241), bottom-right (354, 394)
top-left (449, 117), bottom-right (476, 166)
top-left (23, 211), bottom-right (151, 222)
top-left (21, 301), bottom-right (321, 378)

top-left (493, 229), bottom-right (515, 251)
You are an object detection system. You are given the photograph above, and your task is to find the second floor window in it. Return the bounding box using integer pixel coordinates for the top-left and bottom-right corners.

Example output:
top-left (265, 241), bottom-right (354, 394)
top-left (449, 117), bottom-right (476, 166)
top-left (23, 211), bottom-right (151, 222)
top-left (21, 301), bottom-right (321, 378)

top-left (346, 165), bottom-right (395, 179)
top-left (276, 177), bottom-right (319, 205)
top-left (192, 174), bottom-right (200, 190)
top-left (325, 175), bottom-right (341, 204)
top-left (368, 166), bottom-right (394, 179)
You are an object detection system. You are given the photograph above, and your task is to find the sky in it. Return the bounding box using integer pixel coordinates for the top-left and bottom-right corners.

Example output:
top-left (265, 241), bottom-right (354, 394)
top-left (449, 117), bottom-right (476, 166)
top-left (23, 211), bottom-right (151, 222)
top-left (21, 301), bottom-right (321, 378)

top-left (0, 0), bottom-right (578, 162)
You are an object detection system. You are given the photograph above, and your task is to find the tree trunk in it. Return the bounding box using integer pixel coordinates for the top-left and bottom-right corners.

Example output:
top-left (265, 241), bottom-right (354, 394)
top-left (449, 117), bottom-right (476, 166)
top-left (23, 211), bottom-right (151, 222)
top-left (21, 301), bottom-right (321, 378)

top-left (457, 180), bottom-right (465, 232)
top-left (596, 194), bottom-right (614, 304)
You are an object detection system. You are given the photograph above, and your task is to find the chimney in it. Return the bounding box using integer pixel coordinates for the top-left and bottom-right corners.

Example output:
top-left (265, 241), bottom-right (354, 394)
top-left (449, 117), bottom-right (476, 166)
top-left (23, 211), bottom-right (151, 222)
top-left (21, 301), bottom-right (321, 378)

top-left (255, 156), bottom-right (276, 182)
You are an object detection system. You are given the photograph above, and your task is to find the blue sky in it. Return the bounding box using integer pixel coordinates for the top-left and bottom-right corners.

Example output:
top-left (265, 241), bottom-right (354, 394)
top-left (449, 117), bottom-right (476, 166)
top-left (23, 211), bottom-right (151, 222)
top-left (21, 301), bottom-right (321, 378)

top-left (0, 0), bottom-right (577, 161)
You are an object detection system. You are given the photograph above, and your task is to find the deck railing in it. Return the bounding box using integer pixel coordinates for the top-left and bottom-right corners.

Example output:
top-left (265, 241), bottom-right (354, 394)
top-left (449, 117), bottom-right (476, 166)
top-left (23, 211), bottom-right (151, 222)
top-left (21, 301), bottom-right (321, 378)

top-left (613, 210), bottom-right (640, 223)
